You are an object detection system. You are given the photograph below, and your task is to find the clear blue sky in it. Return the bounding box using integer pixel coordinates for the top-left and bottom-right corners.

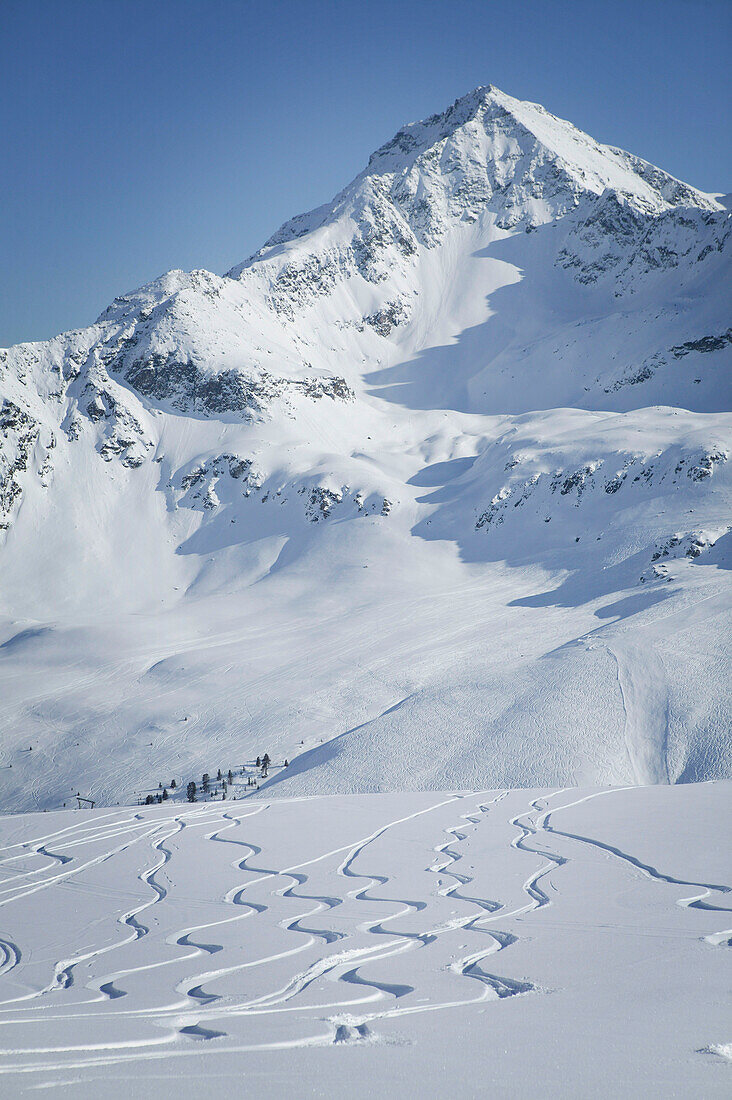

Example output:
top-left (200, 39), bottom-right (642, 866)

top-left (1, 0), bottom-right (729, 346)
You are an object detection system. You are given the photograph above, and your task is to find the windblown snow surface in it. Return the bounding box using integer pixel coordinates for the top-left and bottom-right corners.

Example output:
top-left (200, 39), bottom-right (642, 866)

top-left (0, 783), bottom-right (729, 1096)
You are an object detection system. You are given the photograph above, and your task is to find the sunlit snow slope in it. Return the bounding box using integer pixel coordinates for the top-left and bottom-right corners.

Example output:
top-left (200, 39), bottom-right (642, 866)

top-left (1, 86), bottom-right (730, 809)
top-left (0, 784), bottom-right (729, 1096)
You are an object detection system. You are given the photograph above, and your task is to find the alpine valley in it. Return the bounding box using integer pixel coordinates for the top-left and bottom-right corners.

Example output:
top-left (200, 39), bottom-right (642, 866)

top-left (1, 85), bottom-right (730, 811)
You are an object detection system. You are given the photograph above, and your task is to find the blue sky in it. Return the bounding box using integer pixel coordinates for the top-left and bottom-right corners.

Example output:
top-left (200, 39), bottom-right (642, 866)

top-left (1, 0), bottom-right (730, 346)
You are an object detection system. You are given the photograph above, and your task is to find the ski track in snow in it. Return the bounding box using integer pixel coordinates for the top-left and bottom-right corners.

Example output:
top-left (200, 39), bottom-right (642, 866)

top-left (536, 789), bottom-right (732, 946)
top-left (0, 786), bottom-right (728, 1087)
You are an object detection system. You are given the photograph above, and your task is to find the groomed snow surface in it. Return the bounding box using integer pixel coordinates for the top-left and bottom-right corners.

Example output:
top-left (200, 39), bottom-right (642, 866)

top-left (0, 783), bottom-right (729, 1097)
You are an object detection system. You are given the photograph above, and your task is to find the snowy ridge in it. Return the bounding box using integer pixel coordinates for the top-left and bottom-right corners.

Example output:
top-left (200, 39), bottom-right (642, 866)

top-left (249, 85), bottom-right (719, 257)
top-left (0, 85), bottom-right (730, 810)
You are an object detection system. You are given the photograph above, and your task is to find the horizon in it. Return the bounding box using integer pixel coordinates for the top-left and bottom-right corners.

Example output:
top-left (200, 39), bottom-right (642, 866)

top-left (2, 0), bottom-right (730, 347)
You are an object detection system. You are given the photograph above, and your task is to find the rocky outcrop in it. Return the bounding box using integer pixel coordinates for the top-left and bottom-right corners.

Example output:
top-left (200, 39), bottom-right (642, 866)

top-left (0, 400), bottom-right (40, 530)
top-left (104, 344), bottom-right (352, 418)
top-left (475, 443), bottom-right (728, 533)
top-left (175, 454), bottom-right (262, 511)
top-left (364, 296), bottom-right (412, 337)
top-left (558, 192), bottom-right (729, 290)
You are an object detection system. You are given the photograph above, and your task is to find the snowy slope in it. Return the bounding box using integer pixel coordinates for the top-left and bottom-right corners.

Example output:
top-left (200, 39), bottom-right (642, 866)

top-left (0, 783), bottom-right (729, 1096)
top-left (0, 86), bottom-right (730, 810)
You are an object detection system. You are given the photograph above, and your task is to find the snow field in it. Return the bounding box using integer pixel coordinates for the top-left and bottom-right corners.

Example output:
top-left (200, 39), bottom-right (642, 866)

top-left (0, 782), bottom-right (729, 1096)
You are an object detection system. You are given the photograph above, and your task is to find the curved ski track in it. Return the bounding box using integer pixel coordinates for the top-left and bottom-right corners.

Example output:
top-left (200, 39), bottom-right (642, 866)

top-left (0, 785), bottom-right (726, 1081)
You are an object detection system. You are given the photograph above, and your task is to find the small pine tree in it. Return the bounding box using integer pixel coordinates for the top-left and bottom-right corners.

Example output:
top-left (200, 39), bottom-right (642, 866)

top-left (202, 773), bottom-right (210, 793)
top-left (284, 759), bottom-right (288, 767)
top-left (145, 794), bottom-right (154, 805)
top-left (187, 781), bottom-right (197, 802)
top-left (170, 778), bottom-right (176, 789)
top-left (227, 769), bottom-right (233, 784)
top-left (262, 753), bottom-right (270, 769)
top-left (256, 756), bottom-right (261, 768)
top-left (158, 782), bottom-right (162, 790)
top-left (162, 788), bottom-right (168, 800)
top-left (217, 768), bottom-right (222, 781)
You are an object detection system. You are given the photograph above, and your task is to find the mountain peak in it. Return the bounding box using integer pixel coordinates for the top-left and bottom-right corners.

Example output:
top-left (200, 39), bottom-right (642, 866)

top-left (365, 83), bottom-right (715, 209)
top-left (364, 83), bottom-right (512, 169)
top-left (238, 85), bottom-right (719, 269)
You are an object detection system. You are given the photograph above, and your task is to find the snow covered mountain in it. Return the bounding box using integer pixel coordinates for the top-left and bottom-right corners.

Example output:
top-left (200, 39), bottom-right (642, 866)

top-left (1, 85), bottom-right (730, 810)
